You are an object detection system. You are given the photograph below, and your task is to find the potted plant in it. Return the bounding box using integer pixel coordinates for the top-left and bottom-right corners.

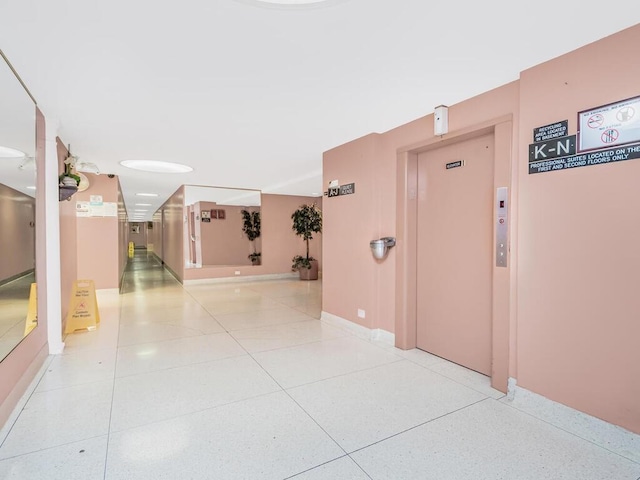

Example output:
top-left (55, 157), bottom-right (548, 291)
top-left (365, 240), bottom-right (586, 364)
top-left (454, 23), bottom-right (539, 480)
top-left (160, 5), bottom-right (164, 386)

top-left (291, 203), bottom-right (322, 280)
top-left (59, 153), bottom-right (81, 187)
top-left (58, 150), bottom-right (81, 201)
top-left (241, 209), bottom-right (261, 265)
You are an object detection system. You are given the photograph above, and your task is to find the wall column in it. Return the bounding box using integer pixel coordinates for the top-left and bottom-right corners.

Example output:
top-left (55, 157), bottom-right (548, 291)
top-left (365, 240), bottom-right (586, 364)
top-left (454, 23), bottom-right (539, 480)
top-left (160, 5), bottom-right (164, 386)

top-left (44, 117), bottom-right (64, 354)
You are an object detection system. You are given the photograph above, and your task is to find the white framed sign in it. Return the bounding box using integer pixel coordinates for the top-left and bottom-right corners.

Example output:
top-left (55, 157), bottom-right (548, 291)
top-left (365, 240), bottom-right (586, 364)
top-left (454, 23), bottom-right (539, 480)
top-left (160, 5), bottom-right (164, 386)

top-left (578, 95), bottom-right (640, 152)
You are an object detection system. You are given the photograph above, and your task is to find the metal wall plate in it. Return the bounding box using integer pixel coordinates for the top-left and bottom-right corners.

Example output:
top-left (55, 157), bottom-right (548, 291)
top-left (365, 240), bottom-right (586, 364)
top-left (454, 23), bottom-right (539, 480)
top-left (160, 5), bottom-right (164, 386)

top-left (496, 187), bottom-right (508, 267)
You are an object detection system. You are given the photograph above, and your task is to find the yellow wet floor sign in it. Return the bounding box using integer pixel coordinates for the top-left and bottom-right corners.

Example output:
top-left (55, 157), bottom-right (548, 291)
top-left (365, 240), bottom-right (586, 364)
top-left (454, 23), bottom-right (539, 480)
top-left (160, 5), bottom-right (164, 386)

top-left (64, 279), bottom-right (100, 334)
top-left (24, 283), bottom-right (38, 336)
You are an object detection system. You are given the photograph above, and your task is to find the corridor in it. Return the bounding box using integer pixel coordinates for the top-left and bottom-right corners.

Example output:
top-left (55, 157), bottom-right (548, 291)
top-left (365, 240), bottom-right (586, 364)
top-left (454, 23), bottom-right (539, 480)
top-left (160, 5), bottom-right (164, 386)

top-left (0, 252), bottom-right (638, 479)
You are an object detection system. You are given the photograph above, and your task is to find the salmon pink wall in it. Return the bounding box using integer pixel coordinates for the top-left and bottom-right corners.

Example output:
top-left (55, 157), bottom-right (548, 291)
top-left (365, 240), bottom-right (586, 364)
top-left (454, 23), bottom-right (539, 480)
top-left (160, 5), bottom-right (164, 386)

top-left (149, 211), bottom-right (163, 258)
top-left (196, 202), bottom-right (253, 266)
top-left (59, 142), bottom-right (121, 301)
top-left (516, 25), bottom-right (640, 434)
top-left (323, 84), bottom-right (519, 333)
top-left (184, 193), bottom-right (321, 281)
top-left (117, 181), bottom-right (128, 286)
top-left (0, 184), bottom-right (35, 282)
top-left (74, 173), bottom-right (120, 290)
top-left (160, 186), bottom-right (185, 281)
top-left (323, 134), bottom-right (380, 329)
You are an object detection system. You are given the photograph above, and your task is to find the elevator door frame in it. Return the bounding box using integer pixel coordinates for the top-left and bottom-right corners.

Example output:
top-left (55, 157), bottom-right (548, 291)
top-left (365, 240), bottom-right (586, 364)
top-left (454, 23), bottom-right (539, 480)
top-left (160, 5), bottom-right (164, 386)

top-left (394, 116), bottom-right (514, 392)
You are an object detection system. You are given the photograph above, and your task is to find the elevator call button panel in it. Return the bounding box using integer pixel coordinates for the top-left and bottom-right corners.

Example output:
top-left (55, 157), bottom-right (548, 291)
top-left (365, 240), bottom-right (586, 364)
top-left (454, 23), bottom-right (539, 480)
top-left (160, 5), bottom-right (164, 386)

top-left (496, 187), bottom-right (508, 268)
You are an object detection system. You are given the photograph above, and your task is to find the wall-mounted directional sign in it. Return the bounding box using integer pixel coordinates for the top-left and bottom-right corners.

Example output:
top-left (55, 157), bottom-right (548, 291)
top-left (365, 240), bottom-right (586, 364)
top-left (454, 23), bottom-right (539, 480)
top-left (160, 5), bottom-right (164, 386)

top-left (529, 135), bottom-right (576, 162)
top-left (327, 182), bottom-right (356, 198)
top-left (529, 142), bottom-right (640, 174)
top-left (534, 120), bottom-right (568, 142)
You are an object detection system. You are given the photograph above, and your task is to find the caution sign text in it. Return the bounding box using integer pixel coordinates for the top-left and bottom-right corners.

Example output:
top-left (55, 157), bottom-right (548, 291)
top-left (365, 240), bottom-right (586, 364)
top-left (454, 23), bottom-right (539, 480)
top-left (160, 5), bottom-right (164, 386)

top-left (64, 279), bottom-right (100, 334)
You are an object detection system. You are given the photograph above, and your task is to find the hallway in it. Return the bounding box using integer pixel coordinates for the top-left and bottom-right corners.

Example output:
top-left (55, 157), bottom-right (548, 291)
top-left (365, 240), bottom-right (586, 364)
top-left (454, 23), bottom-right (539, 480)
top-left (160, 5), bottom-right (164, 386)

top-left (0, 253), bottom-right (638, 479)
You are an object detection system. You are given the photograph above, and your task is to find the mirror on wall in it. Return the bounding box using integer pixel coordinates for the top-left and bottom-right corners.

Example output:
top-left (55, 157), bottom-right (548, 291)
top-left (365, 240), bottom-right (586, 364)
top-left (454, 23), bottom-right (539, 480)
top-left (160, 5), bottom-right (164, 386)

top-left (0, 51), bottom-right (37, 362)
top-left (184, 185), bottom-right (261, 268)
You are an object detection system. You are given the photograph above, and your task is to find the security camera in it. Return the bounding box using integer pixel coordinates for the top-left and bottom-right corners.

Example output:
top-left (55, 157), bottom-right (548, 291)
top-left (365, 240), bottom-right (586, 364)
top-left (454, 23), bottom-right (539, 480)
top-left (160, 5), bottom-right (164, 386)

top-left (107, 174), bottom-right (115, 178)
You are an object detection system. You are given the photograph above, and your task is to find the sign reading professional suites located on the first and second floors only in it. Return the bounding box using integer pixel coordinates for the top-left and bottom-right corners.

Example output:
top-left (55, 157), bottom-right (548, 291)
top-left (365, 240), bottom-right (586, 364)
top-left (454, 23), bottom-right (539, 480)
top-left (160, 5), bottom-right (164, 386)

top-left (529, 95), bottom-right (640, 174)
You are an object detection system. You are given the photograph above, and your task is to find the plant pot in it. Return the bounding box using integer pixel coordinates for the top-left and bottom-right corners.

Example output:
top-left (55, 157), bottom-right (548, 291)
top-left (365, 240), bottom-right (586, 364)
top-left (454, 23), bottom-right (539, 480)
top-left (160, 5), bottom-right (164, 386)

top-left (298, 260), bottom-right (318, 281)
top-left (61, 176), bottom-right (78, 187)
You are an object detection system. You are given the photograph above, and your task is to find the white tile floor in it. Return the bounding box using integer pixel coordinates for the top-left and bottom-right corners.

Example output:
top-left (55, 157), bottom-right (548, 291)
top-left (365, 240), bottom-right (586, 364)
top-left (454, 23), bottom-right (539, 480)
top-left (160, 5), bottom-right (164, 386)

top-left (0, 256), bottom-right (639, 479)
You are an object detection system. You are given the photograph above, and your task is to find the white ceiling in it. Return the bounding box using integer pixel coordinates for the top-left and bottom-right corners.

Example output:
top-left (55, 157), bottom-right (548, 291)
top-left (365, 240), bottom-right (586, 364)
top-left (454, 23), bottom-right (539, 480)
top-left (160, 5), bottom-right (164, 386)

top-left (1, 1), bottom-right (639, 218)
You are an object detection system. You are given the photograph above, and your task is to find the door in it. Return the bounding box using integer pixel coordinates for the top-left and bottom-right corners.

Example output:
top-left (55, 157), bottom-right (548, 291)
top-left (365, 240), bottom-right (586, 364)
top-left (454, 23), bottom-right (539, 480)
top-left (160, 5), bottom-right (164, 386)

top-left (416, 134), bottom-right (494, 375)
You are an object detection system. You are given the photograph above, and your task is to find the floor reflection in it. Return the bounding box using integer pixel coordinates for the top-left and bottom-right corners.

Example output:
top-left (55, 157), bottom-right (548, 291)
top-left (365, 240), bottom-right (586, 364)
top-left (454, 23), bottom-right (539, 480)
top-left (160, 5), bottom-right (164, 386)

top-left (120, 249), bottom-right (180, 294)
top-left (0, 271), bottom-right (35, 361)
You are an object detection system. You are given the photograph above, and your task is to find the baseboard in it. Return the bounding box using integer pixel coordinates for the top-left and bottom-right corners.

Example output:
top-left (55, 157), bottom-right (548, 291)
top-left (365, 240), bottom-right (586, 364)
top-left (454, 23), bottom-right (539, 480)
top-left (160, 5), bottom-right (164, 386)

top-left (0, 269), bottom-right (35, 287)
top-left (504, 380), bottom-right (640, 463)
top-left (184, 273), bottom-right (298, 285)
top-left (320, 311), bottom-right (395, 347)
top-left (163, 263), bottom-right (183, 284)
top-left (96, 288), bottom-right (119, 295)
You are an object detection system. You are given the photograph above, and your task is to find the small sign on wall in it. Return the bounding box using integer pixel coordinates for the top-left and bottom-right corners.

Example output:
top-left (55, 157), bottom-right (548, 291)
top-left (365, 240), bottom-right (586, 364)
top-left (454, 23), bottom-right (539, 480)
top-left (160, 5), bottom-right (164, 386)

top-left (201, 210), bottom-right (211, 222)
top-left (210, 209), bottom-right (226, 219)
top-left (529, 98), bottom-right (640, 174)
top-left (528, 135), bottom-right (576, 162)
top-left (529, 143), bottom-right (640, 174)
top-left (76, 201), bottom-right (118, 217)
top-left (533, 120), bottom-right (568, 142)
top-left (578, 96), bottom-right (640, 151)
top-left (326, 182), bottom-right (355, 198)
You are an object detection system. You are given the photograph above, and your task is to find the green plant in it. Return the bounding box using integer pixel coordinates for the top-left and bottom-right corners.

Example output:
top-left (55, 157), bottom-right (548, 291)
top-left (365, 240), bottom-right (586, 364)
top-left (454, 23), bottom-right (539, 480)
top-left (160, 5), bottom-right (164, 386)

top-left (291, 254), bottom-right (313, 270)
top-left (241, 209), bottom-right (261, 261)
top-left (59, 151), bottom-right (81, 186)
top-left (291, 203), bottom-right (322, 270)
top-left (58, 171), bottom-right (81, 186)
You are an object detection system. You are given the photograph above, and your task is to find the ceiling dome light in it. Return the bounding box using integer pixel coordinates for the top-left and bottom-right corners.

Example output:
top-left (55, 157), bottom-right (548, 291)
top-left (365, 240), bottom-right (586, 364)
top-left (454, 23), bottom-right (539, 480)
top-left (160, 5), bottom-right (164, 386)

top-left (256, 0), bottom-right (331, 3)
top-left (237, 0), bottom-right (348, 8)
top-left (120, 160), bottom-right (193, 173)
top-left (0, 145), bottom-right (26, 158)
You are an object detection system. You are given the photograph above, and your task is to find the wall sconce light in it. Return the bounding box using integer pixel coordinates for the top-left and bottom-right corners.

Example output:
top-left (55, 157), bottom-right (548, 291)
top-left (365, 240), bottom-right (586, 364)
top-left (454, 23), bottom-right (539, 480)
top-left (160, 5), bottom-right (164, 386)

top-left (434, 105), bottom-right (449, 136)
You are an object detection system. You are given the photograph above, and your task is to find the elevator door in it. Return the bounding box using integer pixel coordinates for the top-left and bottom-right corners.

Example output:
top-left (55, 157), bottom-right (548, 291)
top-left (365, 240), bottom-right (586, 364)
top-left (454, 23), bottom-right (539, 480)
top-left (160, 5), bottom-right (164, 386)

top-left (416, 134), bottom-right (494, 376)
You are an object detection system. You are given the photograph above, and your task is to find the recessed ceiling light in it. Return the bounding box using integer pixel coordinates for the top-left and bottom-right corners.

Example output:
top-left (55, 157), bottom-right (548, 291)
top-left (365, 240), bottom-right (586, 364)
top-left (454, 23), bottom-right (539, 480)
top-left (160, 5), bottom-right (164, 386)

top-left (121, 160), bottom-right (192, 173)
top-left (26, 186), bottom-right (36, 190)
top-left (134, 209), bottom-right (148, 212)
top-left (0, 145), bottom-right (25, 158)
top-left (136, 193), bottom-right (159, 197)
top-left (256, 0), bottom-right (330, 3)
top-left (236, 0), bottom-right (347, 9)
top-left (136, 203), bottom-right (152, 206)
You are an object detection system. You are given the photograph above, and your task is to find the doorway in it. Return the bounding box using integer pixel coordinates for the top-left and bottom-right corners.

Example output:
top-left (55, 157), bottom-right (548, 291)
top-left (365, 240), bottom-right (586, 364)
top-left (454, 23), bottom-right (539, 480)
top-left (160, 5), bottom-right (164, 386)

top-left (395, 119), bottom-right (513, 392)
top-left (416, 134), bottom-right (493, 375)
